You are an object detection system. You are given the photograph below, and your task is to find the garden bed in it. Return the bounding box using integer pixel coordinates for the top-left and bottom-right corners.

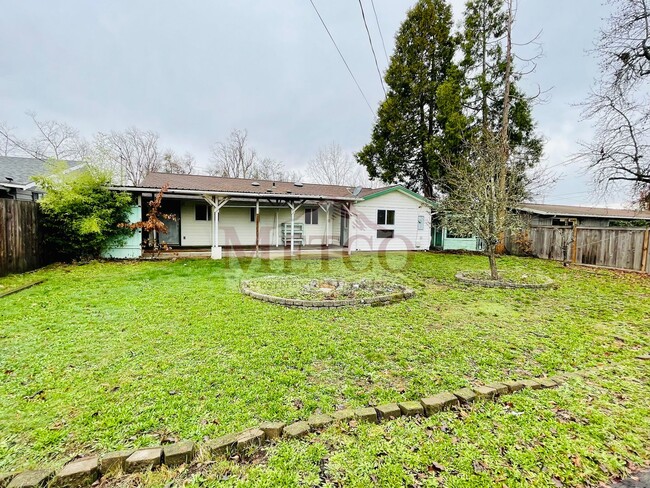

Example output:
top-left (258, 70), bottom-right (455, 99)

top-left (241, 276), bottom-right (415, 308)
top-left (455, 270), bottom-right (554, 289)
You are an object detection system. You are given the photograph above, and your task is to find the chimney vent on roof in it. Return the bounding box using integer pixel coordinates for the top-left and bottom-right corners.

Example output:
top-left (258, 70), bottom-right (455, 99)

top-left (272, 181), bottom-right (276, 187)
top-left (266, 188), bottom-right (273, 193)
top-left (294, 182), bottom-right (303, 187)
top-left (5, 177), bottom-right (13, 182)
top-left (251, 182), bottom-right (260, 187)
top-left (287, 190), bottom-right (292, 194)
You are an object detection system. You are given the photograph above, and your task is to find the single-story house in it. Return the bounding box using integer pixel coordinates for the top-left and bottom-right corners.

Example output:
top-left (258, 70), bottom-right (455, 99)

top-left (106, 172), bottom-right (434, 259)
top-left (516, 203), bottom-right (650, 227)
top-left (0, 156), bottom-right (84, 201)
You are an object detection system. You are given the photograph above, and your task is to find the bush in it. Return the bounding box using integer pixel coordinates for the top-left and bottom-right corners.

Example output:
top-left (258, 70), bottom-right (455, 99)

top-left (33, 163), bottom-right (134, 261)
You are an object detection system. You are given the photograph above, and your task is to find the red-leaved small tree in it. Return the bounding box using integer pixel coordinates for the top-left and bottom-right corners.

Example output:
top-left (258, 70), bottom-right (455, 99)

top-left (119, 184), bottom-right (177, 254)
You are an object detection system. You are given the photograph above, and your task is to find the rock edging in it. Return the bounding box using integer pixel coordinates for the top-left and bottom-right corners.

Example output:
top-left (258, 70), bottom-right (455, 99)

top-left (0, 371), bottom-right (582, 488)
top-left (240, 280), bottom-right (415, 308)
top-left (455, 272), bottom-right (555, 289)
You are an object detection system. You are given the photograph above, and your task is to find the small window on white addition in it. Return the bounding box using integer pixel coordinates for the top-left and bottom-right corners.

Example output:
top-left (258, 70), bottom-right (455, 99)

top-left (195, 204), bottom-right (211, 221)
top-left (250, 207), bottom-right (256, 222)
top-left (377, 209), bottom-right (395, 225)
top-left (305, 208), bottom-right (319, 225)
top-left (377, 229), bottom-right (394, 238)
top-left (417, 215), bottom-right (425, 230)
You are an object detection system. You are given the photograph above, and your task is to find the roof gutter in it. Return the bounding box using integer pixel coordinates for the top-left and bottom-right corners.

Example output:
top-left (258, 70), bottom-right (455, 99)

top-left (108, 186), bottom-right (362, 202)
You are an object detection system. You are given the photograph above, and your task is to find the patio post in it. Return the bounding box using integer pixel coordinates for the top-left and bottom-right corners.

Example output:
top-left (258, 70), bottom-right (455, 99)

top-left (211, 197), bottom-right (221, 259)
top-left (204, 195), bottom-right (229, 260)
top-left (290, 203), bottom-right (295, 255)
top-left (255, 199), bottom-right (260, 256)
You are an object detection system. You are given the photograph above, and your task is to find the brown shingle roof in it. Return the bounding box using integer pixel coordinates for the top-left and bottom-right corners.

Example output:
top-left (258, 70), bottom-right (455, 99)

top-left (518, 203), bottom-right (650, 220)
top-left (140, 172), bottom-right (391, 200)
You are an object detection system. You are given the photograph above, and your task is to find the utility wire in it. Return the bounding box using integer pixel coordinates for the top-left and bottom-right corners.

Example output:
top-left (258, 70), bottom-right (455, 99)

top-left (307, 0), bottom-right (375, 116)
top-left (358, 0), bottom-right (386, 96)
top-left (369, 0), bottom-right (390, 65)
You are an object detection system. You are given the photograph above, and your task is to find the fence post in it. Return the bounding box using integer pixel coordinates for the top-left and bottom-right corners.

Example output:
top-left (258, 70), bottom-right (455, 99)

top-left (571, 224), bottom-right (578, 263)
top-left (641, 228), bottom-right (650, 274)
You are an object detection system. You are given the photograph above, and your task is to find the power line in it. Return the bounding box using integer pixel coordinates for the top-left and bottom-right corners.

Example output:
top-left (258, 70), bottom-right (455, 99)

top-left (358, 0), bottom-right (386, 96)
top-left (369, 0), bottom-right (390, 65)
top-left (307, 0), bottom-right (375, 116)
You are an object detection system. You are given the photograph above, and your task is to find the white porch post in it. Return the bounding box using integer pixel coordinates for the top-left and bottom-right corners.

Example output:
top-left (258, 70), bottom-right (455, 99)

top-left (275, 209), bottom-right (279, 247)
top-left (212, 197), bottom-right (221, 259)
top-left (255, 199), bottom-right (260, 256)
top-left (204, 195), bottom-right (229, 260)
top-left (319, 202), bottom-right (331, 247)
top-left (290, 204), bottom-right (296, 255)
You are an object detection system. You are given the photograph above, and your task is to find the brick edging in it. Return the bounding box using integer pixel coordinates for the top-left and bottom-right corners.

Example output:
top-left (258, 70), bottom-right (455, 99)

top-left (0, 371), bottom-right (585, 488)
top-left (240, 280), bottom-right (415, 308)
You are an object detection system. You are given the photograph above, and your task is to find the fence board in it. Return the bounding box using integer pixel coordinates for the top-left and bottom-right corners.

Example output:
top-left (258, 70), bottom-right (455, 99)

top-left (520, 225), bottom-right (650, 273)
top-left (0, 199), bottom-right (43, 276)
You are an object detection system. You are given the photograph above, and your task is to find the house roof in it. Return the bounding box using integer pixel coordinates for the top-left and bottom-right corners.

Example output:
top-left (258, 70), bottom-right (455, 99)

top-left (0, 156), bottom-right (81, 189)
top-left (138, 172), bottom-right (427, 203)
top-left (518, 203), bottom-right (650, 221)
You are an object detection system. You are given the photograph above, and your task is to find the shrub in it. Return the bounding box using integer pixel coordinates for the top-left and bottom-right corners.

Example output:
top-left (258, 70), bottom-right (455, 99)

top-left (33, 162), bottom-right (134, 261)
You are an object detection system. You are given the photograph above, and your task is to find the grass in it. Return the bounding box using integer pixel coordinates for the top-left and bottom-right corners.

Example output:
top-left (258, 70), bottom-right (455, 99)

top-left (0, 252), bottom-right (649, 485)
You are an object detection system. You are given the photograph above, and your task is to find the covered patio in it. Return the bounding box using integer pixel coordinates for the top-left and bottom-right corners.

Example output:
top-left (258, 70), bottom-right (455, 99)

top-left (111, 172), bottom-right (361, 259)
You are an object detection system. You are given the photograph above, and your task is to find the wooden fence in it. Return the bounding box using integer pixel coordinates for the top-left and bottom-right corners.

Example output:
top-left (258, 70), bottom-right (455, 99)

top-left (0, 199), bottom-right (43, 276)
top-left (509, 225), bottom-right (650, 274)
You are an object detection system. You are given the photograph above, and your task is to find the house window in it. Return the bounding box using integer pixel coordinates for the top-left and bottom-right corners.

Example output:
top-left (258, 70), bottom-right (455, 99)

top-left (552, 218), bottom-right (571, 226)
top-left (377, 209), bottom-right (395, 225)
top-left (446, 230), bottom-right (472, 239)
top-left (305, 208), bottom-right (319, 225)
top-left (250, 207), bottom-right (256, 222)
top-left (377, 229), bottom-right (394, 238)
top-left (195, 204), bottom-right (211, 221)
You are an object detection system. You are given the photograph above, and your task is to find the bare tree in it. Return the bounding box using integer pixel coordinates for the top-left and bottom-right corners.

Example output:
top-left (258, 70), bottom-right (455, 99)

top-left (94, 128), bottom-right (161, 185)
top-left (0, 121), bottom-right (19, 156)
top-left (578, 0), bottom-right (650, 199)
top-left (442, 133), bottom-right (529, 280)
top-left (307, 142), bottom-right (370, 186)
top-left (209, 129), bottom-right (257, 178)
top-left (208, 129), bottom-right (297, 181)
top-left (160, 150), bottom-right (196, 175)
top-left (22, 112), bottom-right (89, 160)
top-left (252, 157), bottom-right (287, 180)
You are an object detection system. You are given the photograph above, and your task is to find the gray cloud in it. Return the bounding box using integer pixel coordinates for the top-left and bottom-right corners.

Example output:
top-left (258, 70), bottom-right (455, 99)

top-left (0, 0), bottom-right (612, 204)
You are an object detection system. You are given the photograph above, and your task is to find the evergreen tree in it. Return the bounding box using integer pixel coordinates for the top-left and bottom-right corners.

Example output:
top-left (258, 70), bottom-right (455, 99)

top-left (356, 0), bottom-right (466, 198)
top-left (461, 0), bottom-right (542, 171)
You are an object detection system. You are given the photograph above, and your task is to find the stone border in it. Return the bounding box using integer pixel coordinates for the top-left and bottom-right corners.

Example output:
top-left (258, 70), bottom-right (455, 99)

top-left (0, 371), bottom-right (583, 488)
top-left (240, 279), bottom-right (415, 308)
top-left (455, 272), bottom-right (555, 289)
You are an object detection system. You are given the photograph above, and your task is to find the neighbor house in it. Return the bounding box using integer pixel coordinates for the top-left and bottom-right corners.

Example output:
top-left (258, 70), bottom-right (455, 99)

top-left (516, 203), bottom-right (650, 227)
top-left (106, 172), bottom-right (434, 259)
top-left (0, 156), bottom-right (84, 201)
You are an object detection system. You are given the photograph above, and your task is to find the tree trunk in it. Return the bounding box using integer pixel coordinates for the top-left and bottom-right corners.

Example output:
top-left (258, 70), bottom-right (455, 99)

top-left (487, 246), bottom-right (499, 280)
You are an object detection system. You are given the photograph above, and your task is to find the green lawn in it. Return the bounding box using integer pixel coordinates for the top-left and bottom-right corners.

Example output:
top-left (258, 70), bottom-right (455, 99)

top-left (0, 253), bottom-right (649, 486)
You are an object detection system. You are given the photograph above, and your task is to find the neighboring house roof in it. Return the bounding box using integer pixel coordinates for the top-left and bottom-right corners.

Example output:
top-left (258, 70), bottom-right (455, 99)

top-left (518, 203), bottom-right (650, 221)
top-left (137, 172), bottom-right (432, 204)
top-left (0, 156), bottom-right (82, 190)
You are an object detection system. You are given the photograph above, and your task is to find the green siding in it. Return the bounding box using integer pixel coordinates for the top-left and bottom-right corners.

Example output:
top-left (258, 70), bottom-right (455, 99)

top-left (102, 205), bottom-right (142, 259)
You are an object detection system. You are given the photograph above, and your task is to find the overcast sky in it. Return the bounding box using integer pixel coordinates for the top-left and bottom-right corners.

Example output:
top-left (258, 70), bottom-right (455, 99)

top-left (0, 1), bottom-right (619, 205)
